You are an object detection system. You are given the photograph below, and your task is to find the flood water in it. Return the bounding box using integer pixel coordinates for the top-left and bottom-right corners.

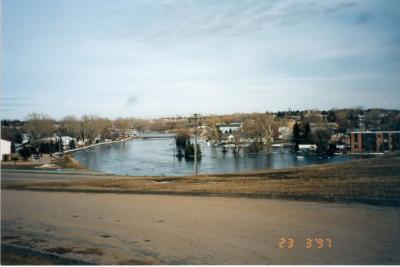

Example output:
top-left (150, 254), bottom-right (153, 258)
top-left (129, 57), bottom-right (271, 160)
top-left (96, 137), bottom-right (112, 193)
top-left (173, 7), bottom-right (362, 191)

top-left (73, 137), bottom-right (352, 176)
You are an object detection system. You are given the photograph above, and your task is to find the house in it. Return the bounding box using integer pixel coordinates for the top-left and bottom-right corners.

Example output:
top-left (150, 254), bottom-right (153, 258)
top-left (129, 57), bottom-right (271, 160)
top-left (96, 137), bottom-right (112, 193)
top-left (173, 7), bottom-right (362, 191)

top-left (93, 135), bottom-right (101, 144)
top-left (278, 126), bottom-right (292, 141)
top-left (307, 122), bottom-right (339, 135)
top-left (325, 122), bottom-right (339, 133)
top-left (76, 140), bottom-right (86, 147)
top-left (125, 128), bottom-right (138, 137)
top-left (21, 134), bottom-right (30, 144)
top-left (1, 139), bottom-right (12, 161)
top-left (60, 136), bottom-right (74, 147)
top-left (330, 133), bottom-right (350, 145)
top-left (350, 131), bottom-right (400, 153)
top-left (358, 115), bottom-right (366, 129)
top-left (298, 144), bottom-right (317, 152)
top-left (39, 135), bottom-right (75, 149)
top-left (216, 123), bottom-right (242, 134)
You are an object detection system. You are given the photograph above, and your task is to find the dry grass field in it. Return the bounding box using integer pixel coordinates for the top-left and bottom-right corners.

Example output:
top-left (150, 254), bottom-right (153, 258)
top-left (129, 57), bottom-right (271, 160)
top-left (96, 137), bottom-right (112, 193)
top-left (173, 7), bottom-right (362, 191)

top-left (3, 155), bottom-right (400, 205)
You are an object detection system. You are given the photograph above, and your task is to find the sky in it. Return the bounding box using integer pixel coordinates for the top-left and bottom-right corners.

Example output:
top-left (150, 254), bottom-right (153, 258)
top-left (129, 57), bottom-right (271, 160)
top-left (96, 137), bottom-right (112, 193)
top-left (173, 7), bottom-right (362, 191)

top-left (1, 0), bottom-right (400, 120)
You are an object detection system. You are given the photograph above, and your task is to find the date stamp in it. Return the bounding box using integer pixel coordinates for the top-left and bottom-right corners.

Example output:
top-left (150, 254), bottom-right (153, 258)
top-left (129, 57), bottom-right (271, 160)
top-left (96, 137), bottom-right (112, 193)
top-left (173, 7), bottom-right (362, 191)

top-left (278, 238), bottom-right (333, 249)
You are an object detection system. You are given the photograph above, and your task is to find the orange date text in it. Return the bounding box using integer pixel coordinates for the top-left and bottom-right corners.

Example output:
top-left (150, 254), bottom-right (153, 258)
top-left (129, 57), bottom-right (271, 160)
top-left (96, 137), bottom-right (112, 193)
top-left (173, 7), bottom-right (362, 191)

top-left (278, 238), bottom-right (333, 249)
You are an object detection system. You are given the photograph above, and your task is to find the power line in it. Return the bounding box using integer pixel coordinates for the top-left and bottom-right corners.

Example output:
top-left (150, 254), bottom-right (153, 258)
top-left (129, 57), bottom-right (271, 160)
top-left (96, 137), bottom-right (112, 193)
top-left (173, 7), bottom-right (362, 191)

top-left (188, 113), bottom-right (202, 175)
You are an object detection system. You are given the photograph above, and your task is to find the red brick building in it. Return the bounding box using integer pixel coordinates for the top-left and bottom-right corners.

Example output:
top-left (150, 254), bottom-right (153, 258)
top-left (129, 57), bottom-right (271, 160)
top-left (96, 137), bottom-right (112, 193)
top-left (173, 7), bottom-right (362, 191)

top-left (350, 131), bottom-right (400, 153)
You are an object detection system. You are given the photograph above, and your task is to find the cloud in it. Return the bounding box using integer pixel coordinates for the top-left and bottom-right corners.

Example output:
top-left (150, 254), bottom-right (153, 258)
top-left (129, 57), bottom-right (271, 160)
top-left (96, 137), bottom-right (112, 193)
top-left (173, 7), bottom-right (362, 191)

top-left (126, 95), bottom-right (138, 106)
top-left (107, 0), bottom-right (358, 43)
top-left (2, 0), bottom-right (400, 119)
top-left (324, 1), bottom-right (356, 13)
top-left (0, 97), bottom-right (36, 117)
top-left (356, 13), bottom-right (371, 24)
top-left (0, 97), bottom-right (35, 108)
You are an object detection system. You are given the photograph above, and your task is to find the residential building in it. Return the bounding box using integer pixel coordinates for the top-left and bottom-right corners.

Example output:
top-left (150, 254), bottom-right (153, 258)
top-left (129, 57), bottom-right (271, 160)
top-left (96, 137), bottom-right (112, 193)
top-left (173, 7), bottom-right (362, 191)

top-left (350, 131), bottom-right (400, 153)
top-left (298, 144), bottom-right (317, 152)
top-left (1, 139), bottom-right (12, 161)
top-left (40, 136), bottom-right (75, 149)
top-left (309, 122), bottom-right (339, 133)
top-left (216, 123), bottom-right (242, 134)
top-left (330, 133), bottom-right (350, 145)
top-left (125, 128), bottom-right (139, 137)
top-left (21, 134), bottom-right (30, 144)
top-left (278, 126), bottom-right (292, 141)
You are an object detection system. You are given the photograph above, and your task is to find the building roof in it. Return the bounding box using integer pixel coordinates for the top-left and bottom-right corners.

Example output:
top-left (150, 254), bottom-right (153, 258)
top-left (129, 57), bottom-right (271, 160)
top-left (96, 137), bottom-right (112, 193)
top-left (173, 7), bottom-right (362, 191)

top-left (1, 139), bottom-right (12, 144)
top-left (350, 131), bottom-right (400, 134)
top-left (216, 122), bottom-right (242, 127)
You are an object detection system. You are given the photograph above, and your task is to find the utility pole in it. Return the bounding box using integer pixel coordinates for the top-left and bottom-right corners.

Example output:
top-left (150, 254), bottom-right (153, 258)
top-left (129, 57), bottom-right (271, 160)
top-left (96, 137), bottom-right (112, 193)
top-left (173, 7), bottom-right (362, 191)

top-left (172, 138), bottom-right (176, 162)
top-left (58, 136), bottom-right (63, 156)
top-left (189, 113), bottom-right (201, 175)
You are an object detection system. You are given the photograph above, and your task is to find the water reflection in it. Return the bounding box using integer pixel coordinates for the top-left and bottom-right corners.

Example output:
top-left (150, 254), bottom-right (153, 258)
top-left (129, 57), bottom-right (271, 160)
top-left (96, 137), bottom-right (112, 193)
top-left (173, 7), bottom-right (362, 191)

top-left (74, 138), bottom-right (351, 176)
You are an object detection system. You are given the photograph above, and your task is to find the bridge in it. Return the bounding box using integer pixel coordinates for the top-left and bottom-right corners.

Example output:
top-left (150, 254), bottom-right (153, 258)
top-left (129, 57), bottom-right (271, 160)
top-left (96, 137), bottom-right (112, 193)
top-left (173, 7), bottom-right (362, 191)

top-left (136, 133), bottom-right (177, 139)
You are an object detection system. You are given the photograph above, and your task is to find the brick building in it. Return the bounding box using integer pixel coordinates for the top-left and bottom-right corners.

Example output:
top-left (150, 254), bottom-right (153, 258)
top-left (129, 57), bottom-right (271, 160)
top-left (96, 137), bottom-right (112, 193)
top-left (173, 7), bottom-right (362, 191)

top-left (350, 131), bottom-right (400, 153)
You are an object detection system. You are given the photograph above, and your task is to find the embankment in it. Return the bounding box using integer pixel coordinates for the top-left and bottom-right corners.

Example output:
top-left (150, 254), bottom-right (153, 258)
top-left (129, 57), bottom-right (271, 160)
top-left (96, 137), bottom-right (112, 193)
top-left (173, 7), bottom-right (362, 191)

top-left (2, 155), bottom-right (400, 206)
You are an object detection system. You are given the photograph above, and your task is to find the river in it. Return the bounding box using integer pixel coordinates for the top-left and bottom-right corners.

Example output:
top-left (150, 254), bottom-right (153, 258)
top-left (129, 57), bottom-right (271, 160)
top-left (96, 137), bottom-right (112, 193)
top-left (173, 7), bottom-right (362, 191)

top-left (73, 137), bottom-right (352, 176)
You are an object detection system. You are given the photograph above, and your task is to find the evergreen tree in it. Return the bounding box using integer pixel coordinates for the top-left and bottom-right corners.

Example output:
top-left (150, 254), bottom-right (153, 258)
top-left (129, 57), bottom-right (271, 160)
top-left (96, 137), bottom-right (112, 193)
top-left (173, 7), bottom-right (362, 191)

top-left (19, 146), bottom-right (33, 160)
top-left (69, 139), bottom-right (76, 149)
top-left (59, 137), bottom-right (64, 153)
top-left (175, 134), bottom-right (188, 150)
top-left (184, 140), bottom-right (202, 160)
top-left (50, 140), bottom-right (56, 153)
top-left (54, 139), bottom-right (59, 152)
top-left (303, 123), bottom-right (312, 143)
top-left (39, 143), bottom-right (45, 153)
top-left (292, 122), bottom-right (300, 152)
top-left (312, 129), bottom-right (332, 154)
top-left (48, 143), bottom-right (54, 153)
top-left (327, 111), bottom-right (336, 122)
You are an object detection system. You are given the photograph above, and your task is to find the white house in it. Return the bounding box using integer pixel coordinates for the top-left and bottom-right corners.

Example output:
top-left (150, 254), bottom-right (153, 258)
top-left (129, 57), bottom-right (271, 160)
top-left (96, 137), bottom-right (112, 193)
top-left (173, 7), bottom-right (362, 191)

top-left (76, 140), bottom-right (86, 147)
top-left (60, 136), bottom-right (74, 147)
top-left (40, 135), bottom-right (75, 149)
top-left (216, 123), bottom-right (242, 134)
top-left (298, 144), bottom-right (317, 152)
top-left (278, 126), bottom-right (292, 141)
top-left (21, 134), bottom-right (30, 144)
top-left (125, 128), bottom-right (138, 137)
top-left (1, 139), bottom-right (12, 161)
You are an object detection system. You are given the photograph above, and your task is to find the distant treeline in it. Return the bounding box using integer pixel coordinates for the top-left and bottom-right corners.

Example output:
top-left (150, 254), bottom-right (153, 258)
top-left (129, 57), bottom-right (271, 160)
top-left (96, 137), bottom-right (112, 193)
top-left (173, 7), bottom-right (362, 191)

top-left (2, 108), bottom-right (400, 145)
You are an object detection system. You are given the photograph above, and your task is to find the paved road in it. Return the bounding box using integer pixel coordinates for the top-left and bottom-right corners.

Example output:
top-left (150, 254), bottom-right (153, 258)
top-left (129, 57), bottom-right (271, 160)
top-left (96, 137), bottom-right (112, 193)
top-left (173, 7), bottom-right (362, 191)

top-left (1, 169), bottom-right (113, 183)
top-left (1, 189), bottom-right (399, 264)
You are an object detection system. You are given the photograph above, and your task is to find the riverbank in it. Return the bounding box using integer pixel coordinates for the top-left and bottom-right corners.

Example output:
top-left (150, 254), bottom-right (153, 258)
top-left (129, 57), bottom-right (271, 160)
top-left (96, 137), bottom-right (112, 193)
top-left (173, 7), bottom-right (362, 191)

top-left (63, 136), bottom-right (135, 155)
top-left (1, 154), bottom-right (87, 170)
top-left (3, 155), bottom-right (400, 206)
top-left (1, 137), bottom-right (135, 170)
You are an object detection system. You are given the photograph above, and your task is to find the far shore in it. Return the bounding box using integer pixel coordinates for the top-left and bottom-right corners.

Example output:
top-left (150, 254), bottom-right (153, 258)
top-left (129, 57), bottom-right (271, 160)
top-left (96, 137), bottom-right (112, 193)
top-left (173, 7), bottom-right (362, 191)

top-left (2, 155), bottom-right (399, 207)
top-left (62, 136), bottom-right (135, 155)
top-left (1, 136), bottom-right (135, 170)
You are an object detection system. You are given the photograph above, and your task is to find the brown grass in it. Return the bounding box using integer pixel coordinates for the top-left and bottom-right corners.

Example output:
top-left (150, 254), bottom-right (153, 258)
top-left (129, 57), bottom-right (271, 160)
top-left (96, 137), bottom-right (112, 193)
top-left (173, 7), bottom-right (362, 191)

top-left (3, 155), bottom-right (400, 203)
top-left (56, 155), bottom-right (86, 169)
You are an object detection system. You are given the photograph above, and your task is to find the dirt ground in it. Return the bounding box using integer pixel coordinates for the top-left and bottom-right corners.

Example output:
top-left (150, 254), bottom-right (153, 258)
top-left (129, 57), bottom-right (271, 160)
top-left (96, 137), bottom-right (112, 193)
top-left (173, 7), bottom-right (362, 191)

top-left (1, 189), bottom-right (399, 265)
top-left (1, 154), bottom-right (85, 170)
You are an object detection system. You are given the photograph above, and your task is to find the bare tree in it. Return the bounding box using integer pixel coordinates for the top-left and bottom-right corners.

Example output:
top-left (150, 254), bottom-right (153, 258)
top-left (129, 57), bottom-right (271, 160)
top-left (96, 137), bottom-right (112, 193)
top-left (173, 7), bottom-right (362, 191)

top-left (242, 113), bottom-right (278, 152)
top-left (24, 113), bottom-right (55, 140)
top-left (114, 117), bottom-right (131, 135)
top-left (253, 113), bottom-right (278, 152)
top-left (60, 115), bottom-right (81, 138)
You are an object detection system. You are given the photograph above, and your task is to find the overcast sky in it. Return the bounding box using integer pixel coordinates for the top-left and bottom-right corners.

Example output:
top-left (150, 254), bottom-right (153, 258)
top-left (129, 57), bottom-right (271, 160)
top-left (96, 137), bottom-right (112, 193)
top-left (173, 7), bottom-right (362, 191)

top-left (1, 0), bottom-right (400, 120)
